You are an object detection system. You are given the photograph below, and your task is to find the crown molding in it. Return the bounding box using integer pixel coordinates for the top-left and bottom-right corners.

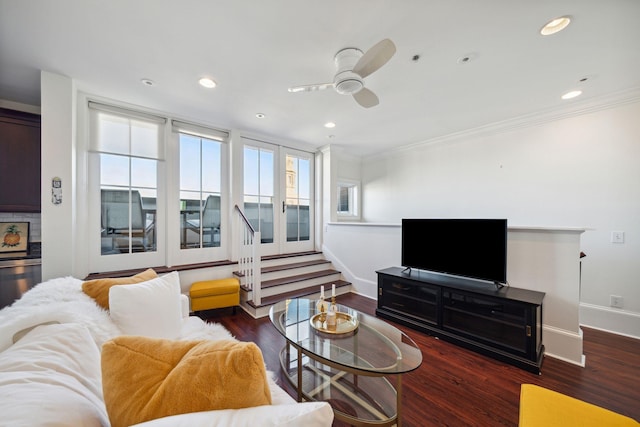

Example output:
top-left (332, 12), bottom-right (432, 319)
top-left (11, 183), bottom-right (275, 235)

top-left (368, 87), bottom-right (640, 160)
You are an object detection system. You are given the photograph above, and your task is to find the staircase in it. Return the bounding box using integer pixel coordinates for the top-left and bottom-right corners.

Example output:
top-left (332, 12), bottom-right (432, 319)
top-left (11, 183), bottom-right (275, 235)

top-left (238, 251), bottom-right (352, 318)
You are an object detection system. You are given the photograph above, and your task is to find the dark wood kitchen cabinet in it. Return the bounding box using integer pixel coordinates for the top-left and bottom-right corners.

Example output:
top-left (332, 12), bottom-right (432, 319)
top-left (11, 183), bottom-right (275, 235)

top-left (0, 108), bottom-right (41, 212)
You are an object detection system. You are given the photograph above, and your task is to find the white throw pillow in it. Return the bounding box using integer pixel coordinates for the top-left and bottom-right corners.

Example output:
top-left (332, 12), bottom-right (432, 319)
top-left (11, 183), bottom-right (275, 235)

top-left (109, 271), bottom-right (182, 339)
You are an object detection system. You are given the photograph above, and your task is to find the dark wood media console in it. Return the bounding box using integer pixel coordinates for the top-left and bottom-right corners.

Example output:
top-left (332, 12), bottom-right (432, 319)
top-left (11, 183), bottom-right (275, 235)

top-left (376, 267), bottom-right (545, 373)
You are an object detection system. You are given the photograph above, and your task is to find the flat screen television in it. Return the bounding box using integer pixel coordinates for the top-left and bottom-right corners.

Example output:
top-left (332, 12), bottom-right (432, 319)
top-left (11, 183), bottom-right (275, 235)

top-left (401, 218), bottom-right (507, 285)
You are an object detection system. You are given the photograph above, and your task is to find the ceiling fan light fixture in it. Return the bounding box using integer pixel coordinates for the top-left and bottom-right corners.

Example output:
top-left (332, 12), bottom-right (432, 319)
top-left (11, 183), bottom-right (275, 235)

top-left (333, 69), bottom-right (364, 95)
top-left (324, 122), bottom-right (336, 128)
top-left (335, 78), bottom-right (363, 95)
top-left (540, 16), bottom-right (571, 35)
top-left (288, 38), bottom-right (395, 108)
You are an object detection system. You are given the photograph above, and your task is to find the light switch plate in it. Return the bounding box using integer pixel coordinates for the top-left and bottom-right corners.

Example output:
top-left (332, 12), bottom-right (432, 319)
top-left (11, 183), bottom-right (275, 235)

top-left (611, 231), bottom-right (625, 243)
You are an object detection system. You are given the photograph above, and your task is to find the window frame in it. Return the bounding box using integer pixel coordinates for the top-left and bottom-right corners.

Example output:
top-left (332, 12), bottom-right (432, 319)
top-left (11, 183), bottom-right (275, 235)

top-left (87, 103), bottom-right (166, 272)
top-left (337, 179), bottom-right (361, 220)
top-left (169, 126), bottom-right (229, 266)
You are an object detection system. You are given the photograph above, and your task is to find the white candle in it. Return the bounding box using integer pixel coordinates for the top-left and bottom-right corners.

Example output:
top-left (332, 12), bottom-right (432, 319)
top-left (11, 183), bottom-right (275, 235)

top-left (321, 285), bottom-right (325, 299)
top-left (326, 310), bottom-right (336, 327)
top-left (332, 284), bottom-right (336, 297)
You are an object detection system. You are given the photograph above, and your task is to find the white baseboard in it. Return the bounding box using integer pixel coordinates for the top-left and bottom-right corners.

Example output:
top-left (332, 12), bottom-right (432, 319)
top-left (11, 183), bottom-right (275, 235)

top-left (580, 302), bottom-right (640, 339)
top-left (542, 324), bottom-right (585, 367)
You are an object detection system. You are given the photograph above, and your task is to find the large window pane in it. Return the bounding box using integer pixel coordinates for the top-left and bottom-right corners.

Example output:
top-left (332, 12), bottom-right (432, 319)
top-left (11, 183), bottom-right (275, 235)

top-left (100, 153), bottom-right (129, 187)
top-left (131, 157), bottom-right (157, 190)
top-left (179, 134), bottom-right (221, 249)
top-left (180, 134), bottom-right (201, 192)
top-left (100, 155), bottom-right (157, 255)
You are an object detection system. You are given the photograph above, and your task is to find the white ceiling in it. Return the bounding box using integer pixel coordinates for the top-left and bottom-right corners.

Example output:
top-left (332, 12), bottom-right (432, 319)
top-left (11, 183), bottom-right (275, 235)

top-left (1, 0), bottom-right (639, 156)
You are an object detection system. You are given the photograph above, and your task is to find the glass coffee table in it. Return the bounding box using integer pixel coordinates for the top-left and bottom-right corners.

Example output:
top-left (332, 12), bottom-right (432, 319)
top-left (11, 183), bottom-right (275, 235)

top-left (269, 298), bottom-right (422, 427)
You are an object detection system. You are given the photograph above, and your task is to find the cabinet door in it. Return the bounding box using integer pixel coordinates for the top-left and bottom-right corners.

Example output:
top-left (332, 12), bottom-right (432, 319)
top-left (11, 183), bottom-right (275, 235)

top-left (0, 109), bottom-right (41, 212)
top-left (379, 276), bottom-right (438, 325)
top-left (442, 291), bottom-right (529, 356)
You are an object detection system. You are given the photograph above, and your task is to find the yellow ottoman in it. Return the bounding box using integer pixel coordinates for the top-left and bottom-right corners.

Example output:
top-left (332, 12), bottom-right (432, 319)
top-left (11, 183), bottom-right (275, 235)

top-left (519, 384), bottom-right (638, 426)
top-left (189, 278), bottom-right (240, 314)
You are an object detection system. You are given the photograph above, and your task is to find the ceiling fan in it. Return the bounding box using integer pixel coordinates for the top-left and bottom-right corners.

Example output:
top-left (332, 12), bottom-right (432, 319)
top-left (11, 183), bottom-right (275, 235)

top-left (288, 39), bottom-right (396, 108)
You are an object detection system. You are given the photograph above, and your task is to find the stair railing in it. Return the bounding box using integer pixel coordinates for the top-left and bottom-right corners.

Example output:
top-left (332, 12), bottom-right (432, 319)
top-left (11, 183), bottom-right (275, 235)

top-left (234, 205), bottom-right (261, 306)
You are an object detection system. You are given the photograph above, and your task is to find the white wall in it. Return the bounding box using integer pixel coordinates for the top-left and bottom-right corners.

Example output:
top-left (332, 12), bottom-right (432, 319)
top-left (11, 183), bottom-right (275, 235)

top-left (323, 223), bottom-right (586, 364)
top-left (356, 100), bottom-right (640, 338)
top-left (40, 72), bottom-right (78, 280)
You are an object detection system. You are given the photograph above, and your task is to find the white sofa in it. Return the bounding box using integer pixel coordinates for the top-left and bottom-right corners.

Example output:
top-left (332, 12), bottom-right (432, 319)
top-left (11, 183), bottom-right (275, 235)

top-left (0, 275), bottom-right (333, 426)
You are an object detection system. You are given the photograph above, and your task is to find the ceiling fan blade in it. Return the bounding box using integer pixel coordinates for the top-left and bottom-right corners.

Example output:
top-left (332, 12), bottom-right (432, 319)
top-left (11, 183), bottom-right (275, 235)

top-left (353, 39), bottom-right (396, 78)
top-left (288, 83), bottom-right (333, 93)
top-left (353, 88), bottom-right (379, 108)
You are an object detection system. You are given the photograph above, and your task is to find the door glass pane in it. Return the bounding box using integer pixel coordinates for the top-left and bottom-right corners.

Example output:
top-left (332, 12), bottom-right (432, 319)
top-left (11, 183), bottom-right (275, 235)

top-left (285, 155), bottom-right (310, 242)
top-left (244, 146), bottom-right (274, 243)
top-left (179, 134), bottom-right (221, 249)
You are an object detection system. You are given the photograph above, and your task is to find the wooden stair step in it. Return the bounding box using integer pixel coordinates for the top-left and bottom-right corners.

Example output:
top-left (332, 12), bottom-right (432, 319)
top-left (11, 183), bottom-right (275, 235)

top-left (260, 269), bottom-right (340, 289)
top-left (234, 259), bottom-right (331, 278)
top-left (246, 279), bottom-right (351, 309)
top-left (261, 259), bottom-right (331, 274)
top-left (260, 251), bottom-right (322, 262)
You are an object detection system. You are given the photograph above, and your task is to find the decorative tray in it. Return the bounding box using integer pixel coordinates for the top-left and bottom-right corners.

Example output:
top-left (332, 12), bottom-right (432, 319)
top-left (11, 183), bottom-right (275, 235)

top-left (310, 311), bottom-right (359, 335)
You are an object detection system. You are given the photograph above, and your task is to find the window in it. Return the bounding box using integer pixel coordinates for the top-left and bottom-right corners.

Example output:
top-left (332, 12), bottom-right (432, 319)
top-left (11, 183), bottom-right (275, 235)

top-left (285, 154), bottom-right (310, 242)
top-left (87, 101), bottom-right (230, 271)
top-left (243, 145), bottom-right (274, 243)
top-left (337, 180), bottom-right (360, 219)
top-left (179, 133), bottom-right (222, 249)
top-left (89, 103), bottom-right (164, 258)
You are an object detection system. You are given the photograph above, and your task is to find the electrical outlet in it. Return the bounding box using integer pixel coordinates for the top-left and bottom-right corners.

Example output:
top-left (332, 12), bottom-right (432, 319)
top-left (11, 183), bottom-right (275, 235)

top-left (610, 295), bottom-right (624, 308)
top-left (611, 231), bottom-right (625, 243)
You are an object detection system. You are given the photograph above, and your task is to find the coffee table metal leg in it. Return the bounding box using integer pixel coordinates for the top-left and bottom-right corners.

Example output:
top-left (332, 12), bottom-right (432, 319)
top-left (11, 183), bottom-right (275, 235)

top-left (397, 374), bottom-right (402, 427)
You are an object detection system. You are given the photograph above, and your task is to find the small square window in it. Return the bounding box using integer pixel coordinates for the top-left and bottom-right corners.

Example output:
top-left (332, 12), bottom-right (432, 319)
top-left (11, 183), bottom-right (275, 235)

top-left (337, 181), bottom-right (359, 219)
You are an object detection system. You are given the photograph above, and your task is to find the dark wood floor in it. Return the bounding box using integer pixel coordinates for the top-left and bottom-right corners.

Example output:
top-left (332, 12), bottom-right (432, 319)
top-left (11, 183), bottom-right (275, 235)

top-left (203, 292), bottom-right (640, 427)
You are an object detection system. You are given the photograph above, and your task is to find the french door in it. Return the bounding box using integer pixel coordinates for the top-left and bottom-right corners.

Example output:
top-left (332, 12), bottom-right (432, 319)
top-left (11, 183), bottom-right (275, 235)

top-left (243, 139), bottom-right (314, 256)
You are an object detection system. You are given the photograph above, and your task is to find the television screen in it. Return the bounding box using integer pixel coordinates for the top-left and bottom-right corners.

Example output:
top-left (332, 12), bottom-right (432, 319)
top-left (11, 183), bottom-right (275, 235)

top-left (401, 218), bottom-right (507, 284)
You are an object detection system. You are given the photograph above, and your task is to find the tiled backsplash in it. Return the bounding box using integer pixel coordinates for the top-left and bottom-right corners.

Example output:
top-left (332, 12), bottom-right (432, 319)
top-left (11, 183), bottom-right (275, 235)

top-left (0, 212), bottom-right (41, 242)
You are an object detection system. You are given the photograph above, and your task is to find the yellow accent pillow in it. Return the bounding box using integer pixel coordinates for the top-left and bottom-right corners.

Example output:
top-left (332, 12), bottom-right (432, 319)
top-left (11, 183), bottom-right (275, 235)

top-left (101, 336), bottom-right (272, 427)
top-left (82, 268), bottom-right (157, 310)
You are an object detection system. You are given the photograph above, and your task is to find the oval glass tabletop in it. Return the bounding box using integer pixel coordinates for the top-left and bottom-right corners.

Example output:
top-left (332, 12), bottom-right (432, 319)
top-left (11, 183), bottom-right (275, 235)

top-left (269, 298), bottom-right (422, 374)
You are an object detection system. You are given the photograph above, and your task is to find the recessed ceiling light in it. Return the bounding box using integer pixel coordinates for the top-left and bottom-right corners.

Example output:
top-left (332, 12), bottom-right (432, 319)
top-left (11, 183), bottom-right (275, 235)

top-left (540, 16), bottom-right (571, 36)
top-left (256, 113), bottom-right (265, 119)
top-left (141, 78), bottom-right (155, 86)
top-left (198, 77), bottom-right (217, 89)
top-left (324, 122), bottom-right (336, 128)
top-left (561, 90), bottom-right (582, 100)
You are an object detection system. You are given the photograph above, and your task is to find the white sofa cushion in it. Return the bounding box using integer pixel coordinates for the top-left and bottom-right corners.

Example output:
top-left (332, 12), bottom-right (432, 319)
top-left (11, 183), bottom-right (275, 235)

top-left (0, 323), bottom-right (109, 426)
top-left (109, 271), bottom-right (182, 339)
top-left (0, 275), bottom-right (328, 426)
top-left (131, 402), bottom-right (334, 427)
